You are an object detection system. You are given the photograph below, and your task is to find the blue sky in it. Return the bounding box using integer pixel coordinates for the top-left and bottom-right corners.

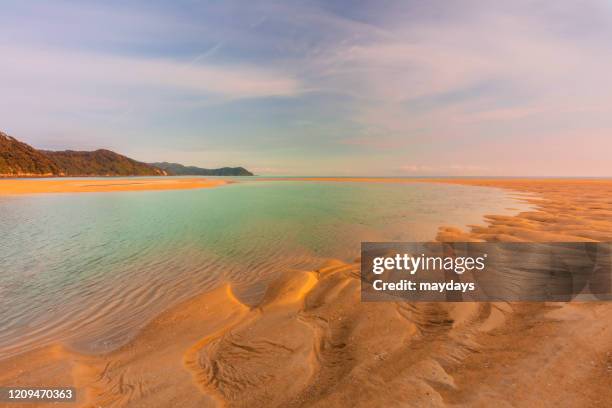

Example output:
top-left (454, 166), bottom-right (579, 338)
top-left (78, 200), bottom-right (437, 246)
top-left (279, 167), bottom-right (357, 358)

top-left (1, 0), bottom-right (612, 175)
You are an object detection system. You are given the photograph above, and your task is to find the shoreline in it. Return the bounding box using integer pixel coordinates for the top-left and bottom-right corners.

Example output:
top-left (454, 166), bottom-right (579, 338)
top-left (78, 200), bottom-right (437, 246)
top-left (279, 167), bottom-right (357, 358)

top-left (1, 178), bottom-right (611, 407)
top-left (0, 177), bottom-right (228, 195)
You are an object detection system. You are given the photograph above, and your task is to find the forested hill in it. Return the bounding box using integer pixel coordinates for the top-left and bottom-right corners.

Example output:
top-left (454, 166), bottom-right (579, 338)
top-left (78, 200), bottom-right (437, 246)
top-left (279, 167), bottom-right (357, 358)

top-left (0, 131), bottom-right (61, 176)
top-left (0, 131), bottom-right (165, 177)
top-left (44, 149), bottom-right (166, 176)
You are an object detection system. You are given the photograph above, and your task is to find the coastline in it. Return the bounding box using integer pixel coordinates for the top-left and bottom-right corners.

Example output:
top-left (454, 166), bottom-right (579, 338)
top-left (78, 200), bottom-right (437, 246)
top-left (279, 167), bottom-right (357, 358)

top-left (0, 177), bottom-right (228, 195)
top-left (262, 178), bottom-right (612, 241)
top-left (1, 178), bottom-right (611, 407)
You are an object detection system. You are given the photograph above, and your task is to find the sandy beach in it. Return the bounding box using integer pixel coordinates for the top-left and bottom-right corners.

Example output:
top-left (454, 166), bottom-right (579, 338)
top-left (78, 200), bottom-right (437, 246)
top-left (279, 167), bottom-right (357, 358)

top-left (1, 178), bottom-right (611, 407)
top-left (0, 178), bottom-right (228, 195)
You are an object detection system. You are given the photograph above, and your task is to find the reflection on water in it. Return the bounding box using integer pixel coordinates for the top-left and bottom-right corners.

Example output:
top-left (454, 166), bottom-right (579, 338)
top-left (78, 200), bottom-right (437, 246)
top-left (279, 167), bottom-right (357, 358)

top-left (0, 180), bottom-right (528, 357)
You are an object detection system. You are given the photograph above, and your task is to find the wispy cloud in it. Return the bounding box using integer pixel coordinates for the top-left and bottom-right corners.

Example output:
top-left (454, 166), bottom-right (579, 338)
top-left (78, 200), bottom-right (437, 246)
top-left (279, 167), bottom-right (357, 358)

top-left (1, 0), bottom-right (612, 175)
top-left (309, 8), bottom-right (612, 129)
top-left (2, 45), bottom-right (301, 100)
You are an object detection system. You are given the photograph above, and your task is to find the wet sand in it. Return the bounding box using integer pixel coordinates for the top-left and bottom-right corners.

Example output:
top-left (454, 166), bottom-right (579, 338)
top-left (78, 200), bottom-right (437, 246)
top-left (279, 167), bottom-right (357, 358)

top-left (1, 179), bottom-right (611, 407)
top-left (0, 178), bottom-right (227, 195)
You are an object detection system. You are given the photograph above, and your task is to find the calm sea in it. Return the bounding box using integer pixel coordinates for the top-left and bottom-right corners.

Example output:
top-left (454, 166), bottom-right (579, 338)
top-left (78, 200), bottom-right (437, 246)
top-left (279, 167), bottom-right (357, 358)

top-left (0, 179), bottom-right (527, 358)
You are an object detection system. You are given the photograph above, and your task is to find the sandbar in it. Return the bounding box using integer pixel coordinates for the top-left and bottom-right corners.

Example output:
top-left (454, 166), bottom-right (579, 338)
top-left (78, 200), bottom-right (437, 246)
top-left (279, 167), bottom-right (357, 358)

top-left (0, 177), bottom-right (227, 195)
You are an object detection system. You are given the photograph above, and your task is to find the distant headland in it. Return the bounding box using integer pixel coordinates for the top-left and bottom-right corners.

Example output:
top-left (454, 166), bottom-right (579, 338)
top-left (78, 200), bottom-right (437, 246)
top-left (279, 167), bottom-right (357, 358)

top-left (0, 130), bottom-right (253, 177)
top-left (150, 162), bottom-right (253, 176)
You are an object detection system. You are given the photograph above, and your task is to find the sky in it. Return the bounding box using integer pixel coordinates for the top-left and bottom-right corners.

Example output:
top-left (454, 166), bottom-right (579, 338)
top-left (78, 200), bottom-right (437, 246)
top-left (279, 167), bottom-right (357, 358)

top-left (1, 0), bottom-right (611, 176)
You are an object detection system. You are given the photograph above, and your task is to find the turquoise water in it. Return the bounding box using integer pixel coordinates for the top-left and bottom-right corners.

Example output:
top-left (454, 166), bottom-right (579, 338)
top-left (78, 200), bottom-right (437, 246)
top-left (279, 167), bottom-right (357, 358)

top-left (0, 179), bottom-right (527, 358)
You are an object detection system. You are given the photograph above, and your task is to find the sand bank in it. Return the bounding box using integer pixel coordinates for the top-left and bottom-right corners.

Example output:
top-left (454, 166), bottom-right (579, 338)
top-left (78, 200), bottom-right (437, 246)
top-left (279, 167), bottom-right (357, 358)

top-left (0, 178), bottom-right (227, 195)
top-left (1, 179), bottom-right (611, 407)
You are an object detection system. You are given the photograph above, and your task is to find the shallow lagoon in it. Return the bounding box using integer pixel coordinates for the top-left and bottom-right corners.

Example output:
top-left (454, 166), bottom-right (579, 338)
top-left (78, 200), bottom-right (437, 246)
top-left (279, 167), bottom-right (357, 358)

top-left (0, 179), bottom-right (527, 357)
